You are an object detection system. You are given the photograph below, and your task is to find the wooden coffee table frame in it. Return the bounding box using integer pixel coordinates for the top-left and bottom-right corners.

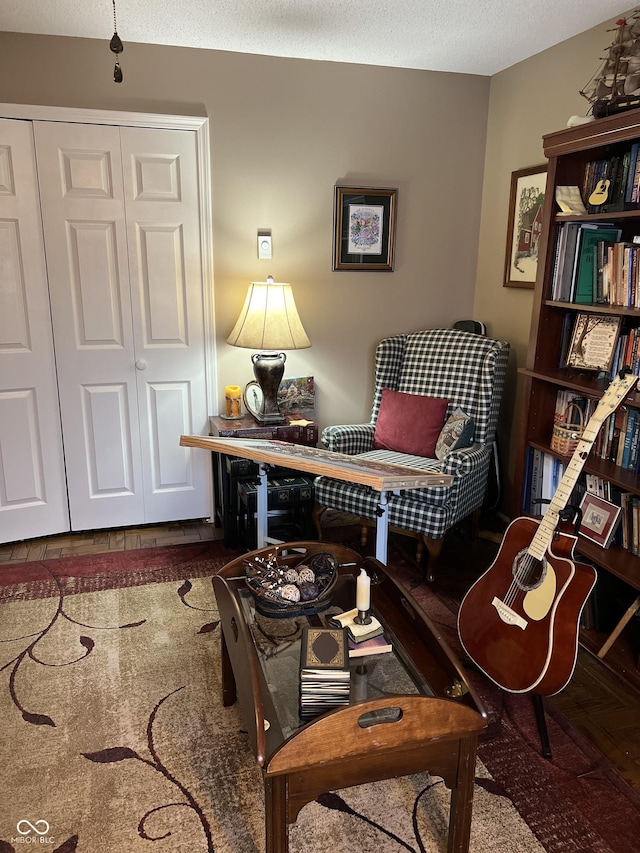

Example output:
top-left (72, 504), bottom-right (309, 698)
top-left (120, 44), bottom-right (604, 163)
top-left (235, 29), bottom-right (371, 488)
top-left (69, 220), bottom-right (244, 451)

top-left (213, 542), bottom-right (487, 853)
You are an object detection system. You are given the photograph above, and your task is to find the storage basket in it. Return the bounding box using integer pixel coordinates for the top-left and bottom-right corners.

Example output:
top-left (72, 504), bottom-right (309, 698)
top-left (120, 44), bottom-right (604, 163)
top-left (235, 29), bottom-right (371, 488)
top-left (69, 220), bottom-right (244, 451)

top-left (550, 402), bottom-right (584, 456)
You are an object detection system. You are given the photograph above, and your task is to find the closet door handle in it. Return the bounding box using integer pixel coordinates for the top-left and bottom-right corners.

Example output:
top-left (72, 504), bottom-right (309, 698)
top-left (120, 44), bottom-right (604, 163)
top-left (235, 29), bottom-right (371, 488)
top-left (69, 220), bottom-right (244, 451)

top-left (135, 359), bottom-right (147, 370)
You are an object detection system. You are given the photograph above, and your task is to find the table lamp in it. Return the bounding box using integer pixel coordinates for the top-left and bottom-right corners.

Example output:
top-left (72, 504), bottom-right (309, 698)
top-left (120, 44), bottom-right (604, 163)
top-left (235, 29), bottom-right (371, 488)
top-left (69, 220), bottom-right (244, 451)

top-left (226, 276), bottom-right (311, 424)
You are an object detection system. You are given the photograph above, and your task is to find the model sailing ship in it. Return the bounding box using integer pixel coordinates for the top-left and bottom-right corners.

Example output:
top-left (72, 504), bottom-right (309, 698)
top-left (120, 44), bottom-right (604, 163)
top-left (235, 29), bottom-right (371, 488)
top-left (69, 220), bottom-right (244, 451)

top-left (581, 13), bottom-right (640, 118)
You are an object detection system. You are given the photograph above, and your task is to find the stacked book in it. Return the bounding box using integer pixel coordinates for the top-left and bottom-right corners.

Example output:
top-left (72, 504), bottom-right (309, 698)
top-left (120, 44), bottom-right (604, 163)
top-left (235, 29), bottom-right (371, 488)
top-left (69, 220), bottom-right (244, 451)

top-left (329, 608), bottom-right (392, 658)
top-left (299, 627), bottom-right (351, 719)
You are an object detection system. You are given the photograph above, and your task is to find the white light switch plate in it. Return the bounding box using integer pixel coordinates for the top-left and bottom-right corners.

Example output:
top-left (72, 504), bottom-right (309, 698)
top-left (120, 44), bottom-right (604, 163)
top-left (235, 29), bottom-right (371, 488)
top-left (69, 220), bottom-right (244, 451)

top-left (258, 234), bottom-right (272, 259)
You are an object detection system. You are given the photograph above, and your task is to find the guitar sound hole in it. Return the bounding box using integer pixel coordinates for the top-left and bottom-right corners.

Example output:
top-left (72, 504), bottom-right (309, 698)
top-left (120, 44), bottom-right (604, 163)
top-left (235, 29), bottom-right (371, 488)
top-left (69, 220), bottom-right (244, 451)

top-left (512, 548), bottom-right (545, 591)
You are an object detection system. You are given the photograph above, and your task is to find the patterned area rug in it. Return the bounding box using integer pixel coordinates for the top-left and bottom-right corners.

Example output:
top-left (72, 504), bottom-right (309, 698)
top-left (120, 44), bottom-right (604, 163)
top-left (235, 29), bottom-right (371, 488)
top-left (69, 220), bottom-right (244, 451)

top-left (1, 538), bottom-right (639, 852)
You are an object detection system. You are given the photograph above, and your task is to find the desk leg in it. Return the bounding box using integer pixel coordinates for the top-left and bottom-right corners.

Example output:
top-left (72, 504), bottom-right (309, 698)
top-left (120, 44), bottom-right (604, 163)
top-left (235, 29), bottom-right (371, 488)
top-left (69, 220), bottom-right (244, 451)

top-left (257, 463), bottom-right (269, 548)
top-left (375, 490), bottom-right (391, 564)
top-left (264, 775), bottom-right (289, 853)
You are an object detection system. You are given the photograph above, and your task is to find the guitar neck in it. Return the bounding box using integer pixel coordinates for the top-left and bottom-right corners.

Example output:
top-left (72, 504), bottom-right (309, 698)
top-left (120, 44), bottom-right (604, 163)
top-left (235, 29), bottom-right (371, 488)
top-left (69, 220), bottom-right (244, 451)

top-left (528, 372), bottom-right (638, 561)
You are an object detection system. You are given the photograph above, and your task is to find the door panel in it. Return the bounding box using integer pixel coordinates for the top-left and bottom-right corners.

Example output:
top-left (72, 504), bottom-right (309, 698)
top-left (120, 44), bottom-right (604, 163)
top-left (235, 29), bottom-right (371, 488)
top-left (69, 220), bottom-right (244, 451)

top-left (34, 121), bottom-right (145, 530)
top-left (81, 384), bottom-right (136, 496)
top-left (68, 221), bottom-right (126, 346)
top-left (147, 382), bottom-right (194, 490)
top-left (0, 119), bottom-right (69, 543)
top-left (122, 127), bottom-right (210, 522)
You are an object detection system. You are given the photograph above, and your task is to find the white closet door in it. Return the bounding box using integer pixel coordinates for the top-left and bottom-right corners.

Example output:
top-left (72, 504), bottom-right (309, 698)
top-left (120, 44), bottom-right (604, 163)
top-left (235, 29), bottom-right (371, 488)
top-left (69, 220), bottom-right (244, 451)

top-left (0, 118), bottom-right (69, 542)
top-left (33, 120), bottom-right (211, 531)
top-left (34, 121), bottom-right (145, 530)
top-left (121, 126), bottom-right (210, 522)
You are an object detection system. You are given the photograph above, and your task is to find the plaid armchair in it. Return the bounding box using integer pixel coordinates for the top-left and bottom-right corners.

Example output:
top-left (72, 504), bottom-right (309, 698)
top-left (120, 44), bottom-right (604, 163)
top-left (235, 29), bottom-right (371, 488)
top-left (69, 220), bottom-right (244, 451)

top-left (313, 329), bottom-right (509, 579)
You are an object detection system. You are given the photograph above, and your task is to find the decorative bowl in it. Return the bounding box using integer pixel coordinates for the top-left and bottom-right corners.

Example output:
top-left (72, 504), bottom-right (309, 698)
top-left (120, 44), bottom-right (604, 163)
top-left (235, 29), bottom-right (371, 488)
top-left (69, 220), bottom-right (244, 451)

top-left (244, 550), bottom-right (339, 618)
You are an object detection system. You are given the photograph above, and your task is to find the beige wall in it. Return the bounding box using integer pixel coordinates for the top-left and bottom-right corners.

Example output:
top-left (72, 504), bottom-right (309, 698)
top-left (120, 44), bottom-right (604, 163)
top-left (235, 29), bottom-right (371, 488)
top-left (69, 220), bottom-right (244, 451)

top-left (474, 11), bottom-right (629, 512)
top-left (0, 32), bottom-right (489, 438)
top-left (2, 14), bottom-right (628, 516)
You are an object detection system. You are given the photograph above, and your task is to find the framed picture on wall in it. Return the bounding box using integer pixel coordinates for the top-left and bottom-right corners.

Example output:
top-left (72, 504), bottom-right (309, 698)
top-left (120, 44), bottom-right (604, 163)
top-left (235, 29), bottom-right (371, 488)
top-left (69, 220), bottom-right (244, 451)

top-left (333, 186), bottom-right (397, 271)
top-left (503, 164), bottom-right (547, 288)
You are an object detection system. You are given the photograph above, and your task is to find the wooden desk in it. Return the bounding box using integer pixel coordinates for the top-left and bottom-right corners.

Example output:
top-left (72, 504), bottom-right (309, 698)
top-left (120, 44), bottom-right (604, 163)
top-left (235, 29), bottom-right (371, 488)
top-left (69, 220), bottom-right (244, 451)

top-left (180, 435), bottom-right (453, 563)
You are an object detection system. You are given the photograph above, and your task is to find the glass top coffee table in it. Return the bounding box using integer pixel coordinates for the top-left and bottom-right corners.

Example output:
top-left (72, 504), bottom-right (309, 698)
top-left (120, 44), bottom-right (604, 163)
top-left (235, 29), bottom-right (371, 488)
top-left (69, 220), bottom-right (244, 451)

top-left (213, 541), bottom-right (487, 853)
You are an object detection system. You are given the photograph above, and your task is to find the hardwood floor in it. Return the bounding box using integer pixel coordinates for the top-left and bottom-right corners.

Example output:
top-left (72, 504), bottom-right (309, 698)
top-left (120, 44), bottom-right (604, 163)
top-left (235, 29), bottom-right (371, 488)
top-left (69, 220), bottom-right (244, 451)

top-left (2, 519), bottom-right (640, 794)
top-left (0, 519), bottom-right (222, 564)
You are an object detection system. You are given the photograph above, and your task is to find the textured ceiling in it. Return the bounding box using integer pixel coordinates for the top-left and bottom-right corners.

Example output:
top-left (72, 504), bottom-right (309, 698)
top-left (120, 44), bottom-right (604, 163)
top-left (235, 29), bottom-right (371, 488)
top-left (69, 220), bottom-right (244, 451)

top-left (0, 1), bottom-right (632, 76)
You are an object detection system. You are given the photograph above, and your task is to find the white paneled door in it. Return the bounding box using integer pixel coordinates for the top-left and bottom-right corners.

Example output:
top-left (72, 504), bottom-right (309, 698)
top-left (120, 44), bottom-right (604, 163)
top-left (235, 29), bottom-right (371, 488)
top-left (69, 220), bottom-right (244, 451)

top-left (0, 119), bottom-right (70, 542)
top-left (32, 120), bottom-right (211, 531)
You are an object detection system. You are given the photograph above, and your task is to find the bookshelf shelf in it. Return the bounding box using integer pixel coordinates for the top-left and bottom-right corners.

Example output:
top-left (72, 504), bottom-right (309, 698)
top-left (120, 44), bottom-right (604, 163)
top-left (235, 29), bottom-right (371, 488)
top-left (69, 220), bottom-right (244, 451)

top-left (545, 300), bottom-right (640, 317)
top-left (515, 111), bottom-right (640, 689)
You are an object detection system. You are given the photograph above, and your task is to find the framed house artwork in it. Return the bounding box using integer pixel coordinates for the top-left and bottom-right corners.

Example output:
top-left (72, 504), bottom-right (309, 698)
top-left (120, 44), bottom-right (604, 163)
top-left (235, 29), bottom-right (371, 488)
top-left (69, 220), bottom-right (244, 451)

top-left (504, 164), bottom-right (547, 288)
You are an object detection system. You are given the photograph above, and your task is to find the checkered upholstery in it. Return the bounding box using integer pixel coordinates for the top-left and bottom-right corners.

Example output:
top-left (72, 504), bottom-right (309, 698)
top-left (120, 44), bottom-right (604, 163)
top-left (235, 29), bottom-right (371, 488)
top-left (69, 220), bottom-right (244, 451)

top-left (314, 329), bottom-right (509, 541)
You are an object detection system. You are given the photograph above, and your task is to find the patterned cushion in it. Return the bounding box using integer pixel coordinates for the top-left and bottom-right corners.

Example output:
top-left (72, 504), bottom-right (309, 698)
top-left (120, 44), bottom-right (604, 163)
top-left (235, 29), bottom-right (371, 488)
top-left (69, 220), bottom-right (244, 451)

top-left (435, 408), bottom-right (475, 460)
top-left (372, 389), bottom-right (449, 456)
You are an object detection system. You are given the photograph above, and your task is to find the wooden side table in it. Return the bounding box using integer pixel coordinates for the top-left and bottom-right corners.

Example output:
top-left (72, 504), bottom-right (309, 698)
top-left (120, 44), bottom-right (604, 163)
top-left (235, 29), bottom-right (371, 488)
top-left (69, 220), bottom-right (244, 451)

top-left (208, 414), bottom-right (318, 547)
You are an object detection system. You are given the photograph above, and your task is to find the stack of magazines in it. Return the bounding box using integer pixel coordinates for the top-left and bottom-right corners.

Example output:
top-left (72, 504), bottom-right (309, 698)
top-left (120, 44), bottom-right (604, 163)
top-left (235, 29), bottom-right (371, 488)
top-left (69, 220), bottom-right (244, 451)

top-left (299, 627), bottom-right (350, 719)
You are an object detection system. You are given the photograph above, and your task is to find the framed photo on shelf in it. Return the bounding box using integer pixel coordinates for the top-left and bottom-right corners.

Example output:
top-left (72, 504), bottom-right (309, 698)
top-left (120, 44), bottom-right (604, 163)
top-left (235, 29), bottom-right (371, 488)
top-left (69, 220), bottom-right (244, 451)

top-left (333, 186), bottom-right (397, 271)
top-left (579, 492), bottom-right (622, 548)
top-left (565, 313), bottom-right (621, 371)
top-left (503, 164), bottom-right (547, 289)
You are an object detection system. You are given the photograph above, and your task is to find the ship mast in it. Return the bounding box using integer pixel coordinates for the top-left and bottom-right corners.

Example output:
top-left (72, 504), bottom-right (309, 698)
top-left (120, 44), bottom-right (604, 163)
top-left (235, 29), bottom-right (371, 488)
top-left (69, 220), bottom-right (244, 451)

top-left (609, 18), bottom-right (627, 100)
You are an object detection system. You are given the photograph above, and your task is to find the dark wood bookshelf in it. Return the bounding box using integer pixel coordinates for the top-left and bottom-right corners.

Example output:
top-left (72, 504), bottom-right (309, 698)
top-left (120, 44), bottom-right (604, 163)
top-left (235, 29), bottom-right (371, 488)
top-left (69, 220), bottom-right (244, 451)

top-left (515, 111), bottom-right (640, 694)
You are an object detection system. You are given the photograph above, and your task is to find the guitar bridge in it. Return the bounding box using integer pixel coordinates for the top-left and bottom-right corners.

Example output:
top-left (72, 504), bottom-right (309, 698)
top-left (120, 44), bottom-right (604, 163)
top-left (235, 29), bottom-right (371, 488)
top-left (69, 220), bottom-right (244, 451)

top-left (491, 597), bottom-right (527, 630)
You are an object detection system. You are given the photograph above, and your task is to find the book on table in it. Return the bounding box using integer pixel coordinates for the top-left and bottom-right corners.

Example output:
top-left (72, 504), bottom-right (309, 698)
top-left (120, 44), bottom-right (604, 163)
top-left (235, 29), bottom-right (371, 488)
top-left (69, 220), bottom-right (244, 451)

top-left (348, 633), bottom-right (393, 658)
top-left (299, 627), bottom-right (350, 718)
top-left (329, 607), bottom-right (384, 643)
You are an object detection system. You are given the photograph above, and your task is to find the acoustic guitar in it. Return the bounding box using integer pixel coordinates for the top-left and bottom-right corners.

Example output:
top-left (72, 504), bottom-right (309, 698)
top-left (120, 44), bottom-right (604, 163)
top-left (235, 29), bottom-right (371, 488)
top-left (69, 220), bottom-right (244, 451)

top-left (458, 369), bottom-right (638, 695)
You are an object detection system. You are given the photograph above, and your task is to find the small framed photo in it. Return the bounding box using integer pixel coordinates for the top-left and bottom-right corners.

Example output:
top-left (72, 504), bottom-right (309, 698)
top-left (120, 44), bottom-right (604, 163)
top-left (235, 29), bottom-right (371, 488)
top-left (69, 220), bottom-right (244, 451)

top-left (579, 492), bottom-right (622, 548)
top-left (333, 186), bottom-right (397, 271)
top-left (277, 375), bottom-right (315, 417)
top-left (503, 164), bottom-right (547, 288)
top-left (565, 313), bottom-right (621, 371)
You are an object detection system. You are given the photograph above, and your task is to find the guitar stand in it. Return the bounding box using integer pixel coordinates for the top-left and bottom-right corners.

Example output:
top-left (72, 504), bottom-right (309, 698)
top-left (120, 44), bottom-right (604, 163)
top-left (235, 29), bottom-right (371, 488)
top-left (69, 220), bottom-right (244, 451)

top-left (532, 694), bottom-right (552, 760)
top-left (462, 653), bottom-right (553, 759)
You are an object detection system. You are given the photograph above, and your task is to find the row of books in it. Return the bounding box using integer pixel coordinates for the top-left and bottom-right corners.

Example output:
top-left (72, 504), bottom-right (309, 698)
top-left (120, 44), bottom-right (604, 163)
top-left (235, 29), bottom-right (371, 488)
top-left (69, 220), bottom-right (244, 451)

top-left (599, 240), bottom-right (640, 308)
top-left (611, 327), bottom-right (640, 379)
top-left (549, 222), bottom-right (621, 303)
top-left (583, 144), bottom-right (640, 214)
top-left (523, 448), bottom-right (568, 515)
top-left (553, 389), bottom-right (640, 470)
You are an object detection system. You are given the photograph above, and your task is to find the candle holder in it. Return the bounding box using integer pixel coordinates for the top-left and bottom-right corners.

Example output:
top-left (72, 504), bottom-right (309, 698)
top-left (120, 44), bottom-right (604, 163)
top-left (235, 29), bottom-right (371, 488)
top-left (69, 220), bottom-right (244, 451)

top-left (354, 609), bottom-right (372, 626)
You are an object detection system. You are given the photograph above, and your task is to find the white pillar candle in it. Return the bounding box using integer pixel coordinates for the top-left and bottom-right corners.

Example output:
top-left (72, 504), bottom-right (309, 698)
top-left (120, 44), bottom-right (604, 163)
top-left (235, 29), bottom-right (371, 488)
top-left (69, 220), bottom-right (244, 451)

top-left (356, 568), bottom-right (370, 612)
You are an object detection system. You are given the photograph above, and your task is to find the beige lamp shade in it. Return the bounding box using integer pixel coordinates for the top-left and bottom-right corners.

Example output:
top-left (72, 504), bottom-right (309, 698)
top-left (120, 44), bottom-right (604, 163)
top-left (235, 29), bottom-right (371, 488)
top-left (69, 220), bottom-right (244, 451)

top-left (226, 277), bottom-right (311, 350)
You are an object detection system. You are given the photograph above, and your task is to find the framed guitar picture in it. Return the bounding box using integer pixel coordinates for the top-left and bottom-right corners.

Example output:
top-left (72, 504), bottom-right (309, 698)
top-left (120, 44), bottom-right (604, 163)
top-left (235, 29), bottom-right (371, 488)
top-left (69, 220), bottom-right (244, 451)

top-left (504, 164), bottom-right (547, 288)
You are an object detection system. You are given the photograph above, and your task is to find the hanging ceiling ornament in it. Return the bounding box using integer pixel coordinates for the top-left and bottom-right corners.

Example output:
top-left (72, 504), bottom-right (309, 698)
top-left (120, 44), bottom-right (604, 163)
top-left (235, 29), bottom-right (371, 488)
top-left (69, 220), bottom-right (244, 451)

top-left (110, 0), bottom-right (124, 83)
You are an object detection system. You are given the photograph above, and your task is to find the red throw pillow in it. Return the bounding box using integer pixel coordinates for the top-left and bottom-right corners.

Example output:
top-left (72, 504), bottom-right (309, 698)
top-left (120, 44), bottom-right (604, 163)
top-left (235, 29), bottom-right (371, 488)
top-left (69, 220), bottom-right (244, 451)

top-left (373, 389), bottom-right (449, 457)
